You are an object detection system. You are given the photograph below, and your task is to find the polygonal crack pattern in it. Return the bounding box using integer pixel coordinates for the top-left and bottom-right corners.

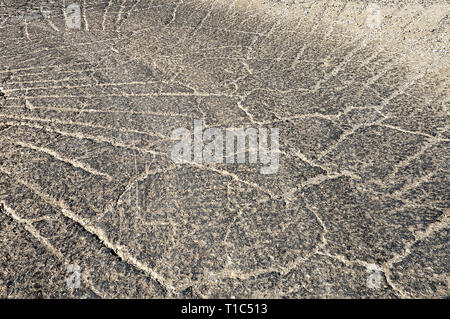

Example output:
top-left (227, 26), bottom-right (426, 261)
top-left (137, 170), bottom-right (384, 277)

top-left (0, 0), bottom-right (448, 298)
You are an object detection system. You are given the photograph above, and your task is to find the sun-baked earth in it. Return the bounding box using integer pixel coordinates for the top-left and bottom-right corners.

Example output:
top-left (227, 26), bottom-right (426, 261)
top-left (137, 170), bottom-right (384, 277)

top-left (0, 0), bottom-right (448, 298)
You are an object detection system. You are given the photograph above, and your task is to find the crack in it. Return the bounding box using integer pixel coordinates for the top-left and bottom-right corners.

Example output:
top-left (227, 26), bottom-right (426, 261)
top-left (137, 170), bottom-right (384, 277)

top-left (165, 0), bottom-right (183, 26)
top-left (0, 167), bottom-right (177, 297)
top-left (302, 201), bottom-right (405, 298)
top-left (12, 141), bottom-right (113, 182)
top-left (381, 209), bottom-right (449, 298)
top-left (0, 201), bottom-right (106, 298)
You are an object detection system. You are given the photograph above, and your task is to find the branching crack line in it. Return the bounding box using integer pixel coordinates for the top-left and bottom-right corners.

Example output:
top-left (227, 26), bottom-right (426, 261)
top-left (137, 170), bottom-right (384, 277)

top-left (382, 209), bottom-right (449, 298)
top-left (0, 167), bottom-right (177, 297)
top-left (0, 201), bottom-right (106, 298)
top-left (12, 141), bottom-right (113, 181)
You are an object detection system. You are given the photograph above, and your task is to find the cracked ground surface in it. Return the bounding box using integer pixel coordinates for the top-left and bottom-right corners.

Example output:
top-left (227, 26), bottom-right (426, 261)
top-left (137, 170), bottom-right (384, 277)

top-left (0, 0), bottom-right (448, 298)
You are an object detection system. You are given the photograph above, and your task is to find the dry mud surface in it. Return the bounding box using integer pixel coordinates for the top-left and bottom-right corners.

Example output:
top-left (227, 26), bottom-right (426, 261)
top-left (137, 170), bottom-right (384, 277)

top-left (0, 0), bottom-right (448, 298)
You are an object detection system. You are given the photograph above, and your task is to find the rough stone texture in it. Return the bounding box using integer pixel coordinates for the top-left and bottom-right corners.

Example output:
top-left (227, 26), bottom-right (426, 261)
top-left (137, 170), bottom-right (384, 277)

top-left (0, 0), bottom-right (448, 298)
